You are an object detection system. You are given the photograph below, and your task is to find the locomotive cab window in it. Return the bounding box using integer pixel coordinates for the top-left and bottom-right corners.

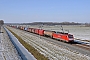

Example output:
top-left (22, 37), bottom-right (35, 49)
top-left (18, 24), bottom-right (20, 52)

top-left (68, 35), bottom-right (73, 38)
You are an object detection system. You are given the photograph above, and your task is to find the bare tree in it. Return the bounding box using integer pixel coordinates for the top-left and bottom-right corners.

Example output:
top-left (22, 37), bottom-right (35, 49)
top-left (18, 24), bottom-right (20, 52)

top-left (0, 20), bottom-right (4, 25)
top-left (0, 20), bottom-right (4, 32)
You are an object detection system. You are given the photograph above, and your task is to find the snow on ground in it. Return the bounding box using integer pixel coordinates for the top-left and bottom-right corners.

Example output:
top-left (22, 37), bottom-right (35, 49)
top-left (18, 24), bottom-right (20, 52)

top-left (22, 25), bottom-right (90, 42)
top-left (8, 26), bottom-right (90, 60)
top-left (0, 27), bottom-right (22, 60)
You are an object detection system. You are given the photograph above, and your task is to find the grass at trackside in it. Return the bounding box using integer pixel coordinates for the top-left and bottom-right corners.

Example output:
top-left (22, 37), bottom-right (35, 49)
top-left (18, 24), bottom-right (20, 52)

top-left (7, 28), bottom-right (49, 60)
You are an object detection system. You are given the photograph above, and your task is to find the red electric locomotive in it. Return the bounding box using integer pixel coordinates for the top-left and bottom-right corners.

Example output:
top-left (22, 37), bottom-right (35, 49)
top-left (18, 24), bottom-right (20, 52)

top-left (52, 32), bottom-right (74, 42)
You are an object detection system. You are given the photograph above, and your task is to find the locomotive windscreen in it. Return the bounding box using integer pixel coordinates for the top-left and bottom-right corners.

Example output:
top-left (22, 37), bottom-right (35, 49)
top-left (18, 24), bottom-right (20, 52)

top-left (68, 35), bottom-right (73, 38)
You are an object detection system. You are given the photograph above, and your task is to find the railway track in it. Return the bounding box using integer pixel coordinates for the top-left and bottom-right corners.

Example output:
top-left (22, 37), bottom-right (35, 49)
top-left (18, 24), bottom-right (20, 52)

top-left (6, 26), bottom-right (90, 60)
top-left (24, 31), bottom-right (90, 57)
top-left (34, 33), bottom-right (90, 57)
top-left (30, 31), bottom-right (90, 52)
top-left (72, 42), bottom-right (90, 51)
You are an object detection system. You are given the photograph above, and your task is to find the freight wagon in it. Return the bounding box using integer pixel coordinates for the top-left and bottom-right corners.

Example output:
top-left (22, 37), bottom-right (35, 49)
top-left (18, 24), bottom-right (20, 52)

top-left (31, 28), bottom-right (35, 33)
top-left (20, 26), bottom-right (25, 30)
top-left (35, 29), bottom-right (39, 34)
top-left (44, 30), bottom-right (55, 38)
top-left (27, 28), bottom-right (32, 32)
top-left (24, 27), bottom-right (28, 31)
top-left (38, 29), bottom-right (44, 36)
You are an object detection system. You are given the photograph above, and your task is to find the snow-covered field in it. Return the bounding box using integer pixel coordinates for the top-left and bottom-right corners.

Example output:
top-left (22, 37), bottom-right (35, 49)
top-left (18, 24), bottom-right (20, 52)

top-left (7, 26), bottom-right (90, 60)
top-left (22, 25), bottom-right (90, 41)
top-left (0, 27), bottom-right (21, 60)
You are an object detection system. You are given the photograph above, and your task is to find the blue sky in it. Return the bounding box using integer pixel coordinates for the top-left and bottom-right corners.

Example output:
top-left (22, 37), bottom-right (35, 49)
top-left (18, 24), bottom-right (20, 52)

top-left (0, 0), bottom-right (90, 23)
